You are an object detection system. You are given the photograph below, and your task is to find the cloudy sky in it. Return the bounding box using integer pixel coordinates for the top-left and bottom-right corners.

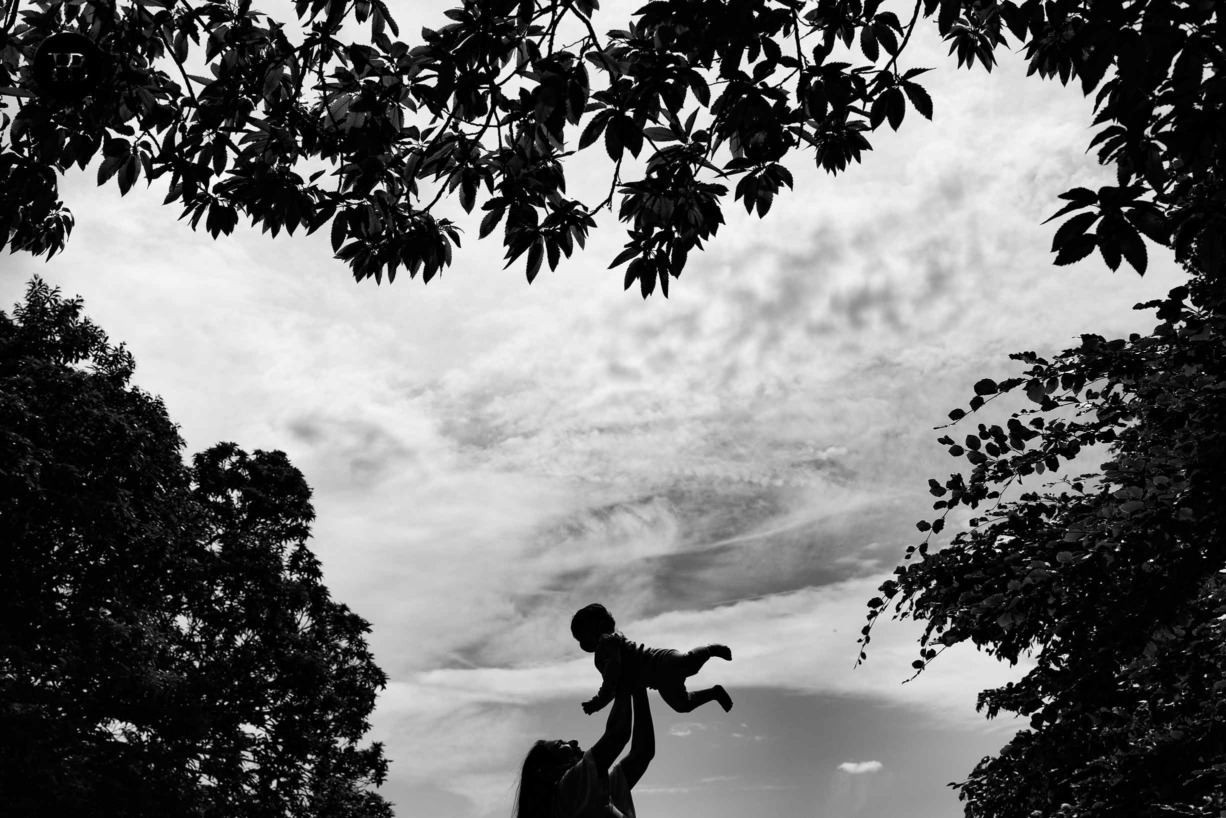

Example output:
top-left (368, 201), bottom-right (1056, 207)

top-left (2, 1), bottom-right (1188, 817)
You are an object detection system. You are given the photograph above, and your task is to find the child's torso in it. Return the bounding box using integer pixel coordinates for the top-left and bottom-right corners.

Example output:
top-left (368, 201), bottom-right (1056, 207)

top-left (597, 634), bottom-right (675, 690)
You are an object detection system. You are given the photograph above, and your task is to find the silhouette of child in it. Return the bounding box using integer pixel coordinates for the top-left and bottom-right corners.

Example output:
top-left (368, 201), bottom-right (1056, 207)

top-left (571, 603), bottom-right (733, 716)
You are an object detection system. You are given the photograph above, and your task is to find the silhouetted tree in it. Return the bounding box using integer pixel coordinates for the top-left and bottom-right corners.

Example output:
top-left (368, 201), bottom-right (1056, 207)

top-left (0, 0), bottom-right (1220, 293)
top-left (860, 268), bottom-right (1226, 817)
top-left (0, 278), bottom-right (392, 818)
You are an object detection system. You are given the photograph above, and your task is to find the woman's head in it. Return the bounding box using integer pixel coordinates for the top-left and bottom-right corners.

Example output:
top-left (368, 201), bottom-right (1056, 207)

top-left (513, 739), bottom-right (582, 818)
top-left (570, 603), bottom-right (615, 652)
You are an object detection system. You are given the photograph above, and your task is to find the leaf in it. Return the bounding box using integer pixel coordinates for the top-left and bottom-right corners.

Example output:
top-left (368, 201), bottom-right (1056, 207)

top-left (608, 245), bottom-right (638, 268)
top-left (735, 174), bottom-right (758, 212)
top-left (859, 25), bottom-right (879, 62)
top-left (102, 136), bottom-right (130, 158)
top-left (604, 120), bottom-right (624, 162)
top-left (262, 64), bottom-right (286, 99)
top-left (621, 119), bottom-right (644, 157)
top-left (370, 0), bottom-right (399, 36)
top-left (869, 93), bottom-right (888, 130)
top-left (902, 82), bottom-right (933, 120)
top-left (687, 71), bottom-right (710, 107)
top-left (1171, 41), bottom-right (1203, 98)
top-left (330, 212), bottom-right (347, 253)
top-left (1051, 211), bottom-right (1099, 252)
top-left (1117, 225), bottom-right (1147, 275)
top-left (1054, 235), bottom-right (1096, 266)
top-left (948, 408), bottom-right (966, 421)
top-left (97, 154), bottom-right (125, 186)
top-left (875, 23), bottom-right (899, 56)
top-left (974, 378), bottom-right (998, 396)
top-left (1126, 208), bottom-right (1168, 244)
top-left (117, 156), bottom-right (140, 195)
top-left (479, 208), bottom-right (504, 240)
top-left (525, 241), bottom-right (544, 283)
top-left (999, 1), bottom-right (1029, 42)
top-left (937, 0), bottom-right (960, 35)
top-left (459, 176), bottom-right (477, 213)
top-left (643, 126), bottom-right (678, 142)
top-left (1060, 186), bottom-right (1099, 205)
top-left (1097, 239), bottom-right (1122, 272)
top-left (885, 87), bottom-right (905, 131)
top-left (670, 243), bottom-right (688, 276)
top-left (1078, 46), bottom-right (1112, 95)
top-left (579, 111), bottom-right (610, 150)
top-left (755, 190), bottom-right (773, 218)
top-left (205, 202), bottom-right (238, 238)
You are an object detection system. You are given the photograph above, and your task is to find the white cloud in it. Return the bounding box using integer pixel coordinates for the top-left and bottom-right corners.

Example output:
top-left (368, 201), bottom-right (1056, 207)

top-left (838, 761), bottom-right (884, 775)
top-left (636, 786), bottom-right (693, 795)
top-left (403, 576), bottom-right (1031, 727)
top-left (669, 723), bottom-right (707, 738)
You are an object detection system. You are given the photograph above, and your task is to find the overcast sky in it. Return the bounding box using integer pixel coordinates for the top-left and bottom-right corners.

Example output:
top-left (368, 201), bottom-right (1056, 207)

top-left (1, 1), bottom-right (1188, 816)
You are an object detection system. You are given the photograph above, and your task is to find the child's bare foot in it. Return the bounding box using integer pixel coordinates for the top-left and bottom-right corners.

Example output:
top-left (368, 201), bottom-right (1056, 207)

top-left (709, 644), bottom-right (732, 661)
top-left (713, 685), bottom-right (733, 712)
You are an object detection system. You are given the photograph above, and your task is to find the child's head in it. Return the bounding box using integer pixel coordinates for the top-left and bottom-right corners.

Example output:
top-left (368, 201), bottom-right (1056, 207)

top-left (570, 603), bottom-right (615, 652)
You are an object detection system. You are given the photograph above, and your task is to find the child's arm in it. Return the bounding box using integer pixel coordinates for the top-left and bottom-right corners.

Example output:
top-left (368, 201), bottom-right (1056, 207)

top-left (587, 689), bottom-right (631, 769)
top-left (581, 635), bottom-right (623, 714)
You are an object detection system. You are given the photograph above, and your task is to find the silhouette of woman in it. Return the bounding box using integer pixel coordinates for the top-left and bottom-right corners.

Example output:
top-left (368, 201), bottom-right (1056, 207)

top-left (513, 686), bottom-right (653, 818)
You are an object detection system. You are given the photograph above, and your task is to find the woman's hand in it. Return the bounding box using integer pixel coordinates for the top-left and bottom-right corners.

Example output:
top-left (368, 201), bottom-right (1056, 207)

top-left (588, 688), bottom-right (631, 771)
top-left (621, 687), bottom-right (655, 789)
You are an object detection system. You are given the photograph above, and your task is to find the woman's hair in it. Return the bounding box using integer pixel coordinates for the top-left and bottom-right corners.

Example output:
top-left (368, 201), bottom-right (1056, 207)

top-left (512, 740), bottom-right (568, 818)
top-left (570, 603), bottom-right (616, 639)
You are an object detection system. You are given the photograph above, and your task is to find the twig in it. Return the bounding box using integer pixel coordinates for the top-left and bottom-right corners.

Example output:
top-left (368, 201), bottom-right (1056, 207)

top-left (883, 0), bottom-right (923, 77)
top-left (594, 156), bottom-right (622, 211)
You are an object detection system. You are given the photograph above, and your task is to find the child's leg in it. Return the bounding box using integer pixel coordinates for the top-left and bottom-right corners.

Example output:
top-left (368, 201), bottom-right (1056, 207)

top-left (658, 684), bottom-right (733, 713)
top-left (679, 644), bottom-right (732, 676)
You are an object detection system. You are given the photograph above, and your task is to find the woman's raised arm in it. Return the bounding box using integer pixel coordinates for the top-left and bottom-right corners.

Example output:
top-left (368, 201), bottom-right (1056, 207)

top-left (620, 687), bottom-right (655, 789)
top-left (588, 688), bottom-right (631, 771)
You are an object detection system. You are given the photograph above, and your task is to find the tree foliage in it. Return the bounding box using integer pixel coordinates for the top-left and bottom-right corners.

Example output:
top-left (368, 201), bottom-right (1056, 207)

top-left (0, 278), bottom-right (391, 818)
top-left (1, 0), bottom-right (1221, 293)
top-left (859, 270), bottom-right (1226, 817)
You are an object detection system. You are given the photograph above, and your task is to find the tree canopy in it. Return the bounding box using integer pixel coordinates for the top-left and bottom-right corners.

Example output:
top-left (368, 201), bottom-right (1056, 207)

top-left (1, 0), bottom-right (1221, 294)
top-left (0, 278), bottom-right (392, 818)
top-left (859, 269), bottom-right (1226, 816)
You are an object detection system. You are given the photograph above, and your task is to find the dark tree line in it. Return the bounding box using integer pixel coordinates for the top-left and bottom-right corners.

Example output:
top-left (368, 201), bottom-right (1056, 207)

top-left (1, 278), bottom-right (392, 818)
top-left (859, 268), bottom-right (1225, 817)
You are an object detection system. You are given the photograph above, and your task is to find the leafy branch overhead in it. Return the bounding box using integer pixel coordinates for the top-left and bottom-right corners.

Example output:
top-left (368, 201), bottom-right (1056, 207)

top-left (1, 0), bottom-right (1222, 293)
